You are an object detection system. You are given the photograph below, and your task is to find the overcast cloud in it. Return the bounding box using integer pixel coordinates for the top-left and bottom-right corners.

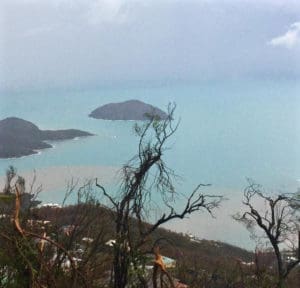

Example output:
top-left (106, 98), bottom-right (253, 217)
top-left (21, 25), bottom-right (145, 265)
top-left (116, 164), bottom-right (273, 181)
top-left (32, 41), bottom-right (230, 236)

top-left (0, 0), bottom-right (299, 91)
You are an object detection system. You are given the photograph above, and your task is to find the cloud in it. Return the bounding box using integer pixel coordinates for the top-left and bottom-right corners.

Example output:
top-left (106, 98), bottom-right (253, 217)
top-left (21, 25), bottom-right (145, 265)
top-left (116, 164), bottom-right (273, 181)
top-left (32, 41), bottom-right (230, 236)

top-left (85, 0), bottom-right (131, 25)
top-left (269, 22), bottom-right (300, 49)
top-left (22, 25), bottom-right (58, 38)
top-left (1, 0), bottom-right (300, 91)
top-left (1, 0), bottom-right (132, 25)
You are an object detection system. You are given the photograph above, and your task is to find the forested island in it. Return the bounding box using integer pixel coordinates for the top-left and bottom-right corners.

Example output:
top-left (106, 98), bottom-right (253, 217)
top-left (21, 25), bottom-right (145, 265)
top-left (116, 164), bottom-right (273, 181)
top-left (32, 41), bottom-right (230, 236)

top-left (89, 99), bottom-right (168, 120)
top-left (0, 117), bottom-right (93, 158)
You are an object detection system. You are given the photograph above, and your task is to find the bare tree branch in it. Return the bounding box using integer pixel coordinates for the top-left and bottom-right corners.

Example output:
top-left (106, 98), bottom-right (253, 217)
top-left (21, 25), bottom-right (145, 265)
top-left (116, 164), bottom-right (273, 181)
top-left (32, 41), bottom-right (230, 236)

top-left (96, 104), bottom-right (223, 288)
top-left (234, 180), bottom-right (300, 288)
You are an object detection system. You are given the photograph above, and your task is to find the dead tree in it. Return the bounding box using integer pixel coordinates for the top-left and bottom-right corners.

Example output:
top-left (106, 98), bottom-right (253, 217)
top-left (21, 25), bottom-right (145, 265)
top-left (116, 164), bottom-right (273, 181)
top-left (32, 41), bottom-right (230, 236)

top-left (96, 104), bottom-right (223, 288)
top-left (234, 180), bottom-right (300, 288)
top-left (1, 170), bottom-right (104, 287)
top-left (3, 165), bottom-right (16, 194)
top-left (152, 246), bottom-right (175, 288)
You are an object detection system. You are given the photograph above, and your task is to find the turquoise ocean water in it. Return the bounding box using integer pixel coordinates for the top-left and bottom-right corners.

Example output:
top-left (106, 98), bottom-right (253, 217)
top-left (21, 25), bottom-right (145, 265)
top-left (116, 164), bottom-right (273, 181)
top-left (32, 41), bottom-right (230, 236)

top-left (0, 80), bottom-right (299, 249)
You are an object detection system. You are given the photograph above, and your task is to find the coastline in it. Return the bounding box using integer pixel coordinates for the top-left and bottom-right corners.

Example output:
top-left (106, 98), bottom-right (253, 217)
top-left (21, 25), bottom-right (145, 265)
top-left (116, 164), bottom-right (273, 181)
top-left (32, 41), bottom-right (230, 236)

top-left (0, 165), bottom-right (120, 198)
top-left (0, 136), bottom-right (93, 160)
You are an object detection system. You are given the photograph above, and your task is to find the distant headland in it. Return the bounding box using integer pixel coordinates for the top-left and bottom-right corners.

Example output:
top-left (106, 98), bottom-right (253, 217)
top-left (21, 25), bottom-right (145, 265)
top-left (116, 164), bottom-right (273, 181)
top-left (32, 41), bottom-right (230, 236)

top-left (0, 117), bottom-right (93, 158)
top-left (89, 99), bottom-right (168, 120)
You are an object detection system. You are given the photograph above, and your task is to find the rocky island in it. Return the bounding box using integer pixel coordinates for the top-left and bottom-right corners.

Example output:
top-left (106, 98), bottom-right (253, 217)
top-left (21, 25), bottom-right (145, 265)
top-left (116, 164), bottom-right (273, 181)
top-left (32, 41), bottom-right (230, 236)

top-left (0, 117), bottom-right (93, 158)
top-left (89, 99), bottom-right (168, 120)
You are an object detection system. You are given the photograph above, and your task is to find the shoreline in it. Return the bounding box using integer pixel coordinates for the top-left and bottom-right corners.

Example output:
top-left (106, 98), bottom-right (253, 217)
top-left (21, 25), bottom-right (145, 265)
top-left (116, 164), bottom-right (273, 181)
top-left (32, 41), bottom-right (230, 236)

top-left (0, 136), bottom-right (94, 160)
top-left (0, 165), bottom-right (297, 251)
top-left (0, 165), bottom-right (120, 195)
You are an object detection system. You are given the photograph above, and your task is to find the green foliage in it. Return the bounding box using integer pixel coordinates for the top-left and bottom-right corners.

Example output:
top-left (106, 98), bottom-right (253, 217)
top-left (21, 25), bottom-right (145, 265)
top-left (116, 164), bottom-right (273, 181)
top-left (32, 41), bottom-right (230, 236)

top-left (0, 194), bottom-right (15, 201)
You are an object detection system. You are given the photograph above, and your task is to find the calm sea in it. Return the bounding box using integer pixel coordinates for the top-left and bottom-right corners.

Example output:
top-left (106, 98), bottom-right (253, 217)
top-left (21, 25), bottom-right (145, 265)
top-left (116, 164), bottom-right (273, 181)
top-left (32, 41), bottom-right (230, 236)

top-left (0, 79), bottom-right (299, 249)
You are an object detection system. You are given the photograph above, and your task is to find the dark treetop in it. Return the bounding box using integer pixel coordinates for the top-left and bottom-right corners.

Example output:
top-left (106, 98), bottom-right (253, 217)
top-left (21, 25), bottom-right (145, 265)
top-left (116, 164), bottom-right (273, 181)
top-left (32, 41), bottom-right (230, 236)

top-left (0, 117), bottom-right (93, 158)
top-left (89, 99), bottom-right (168, 120)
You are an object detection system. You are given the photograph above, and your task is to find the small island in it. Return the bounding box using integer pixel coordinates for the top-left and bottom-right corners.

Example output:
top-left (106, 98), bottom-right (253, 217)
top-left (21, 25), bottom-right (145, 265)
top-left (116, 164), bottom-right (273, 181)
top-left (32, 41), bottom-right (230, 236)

top-left (0, 117), bottom-right (93, 158)
top-left (89, 99), bottom-right (168, 120)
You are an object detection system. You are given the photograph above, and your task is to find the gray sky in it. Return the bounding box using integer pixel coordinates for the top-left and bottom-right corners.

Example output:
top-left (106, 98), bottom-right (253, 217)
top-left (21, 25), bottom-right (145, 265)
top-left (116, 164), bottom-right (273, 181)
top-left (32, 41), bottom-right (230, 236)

top-left (0, 0), bottom-right (300, 91)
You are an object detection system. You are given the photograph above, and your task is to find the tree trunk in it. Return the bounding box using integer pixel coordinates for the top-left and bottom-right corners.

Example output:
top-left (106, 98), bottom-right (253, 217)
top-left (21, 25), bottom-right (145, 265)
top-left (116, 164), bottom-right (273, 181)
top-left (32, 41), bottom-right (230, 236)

top-left (113, 248), bottom-right (129, 288)
top-left (273, 242), bottom-right (285, 288)
top-left (113, 225), bottom-right (130, 288)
